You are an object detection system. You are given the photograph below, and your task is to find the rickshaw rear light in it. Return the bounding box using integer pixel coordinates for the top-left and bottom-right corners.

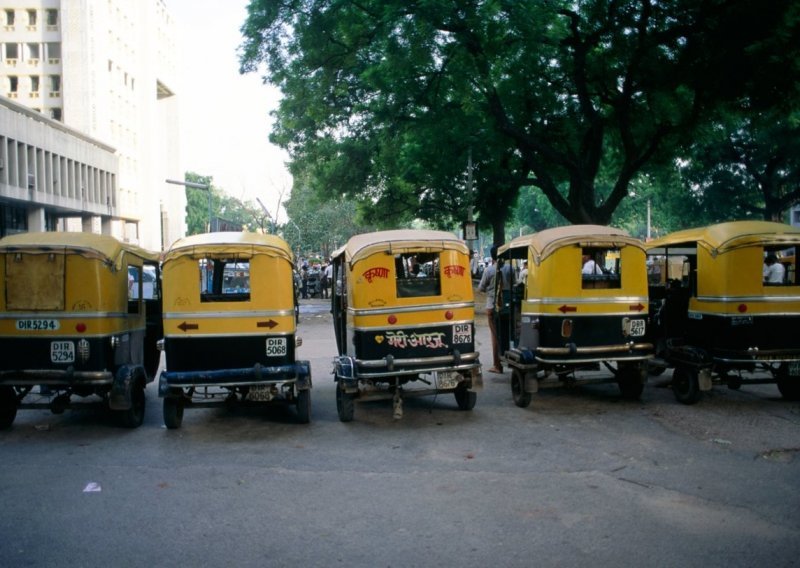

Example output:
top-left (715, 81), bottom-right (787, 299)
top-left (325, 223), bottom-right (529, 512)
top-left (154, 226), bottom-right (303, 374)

top-left (75, 323), bottom-right (87, 333)
top-left (445, 310), bottom-right (453, 320)
top-left (738, 304), bottom-right (748, 313)
top-left (388, 315), bottom-right (398, 325)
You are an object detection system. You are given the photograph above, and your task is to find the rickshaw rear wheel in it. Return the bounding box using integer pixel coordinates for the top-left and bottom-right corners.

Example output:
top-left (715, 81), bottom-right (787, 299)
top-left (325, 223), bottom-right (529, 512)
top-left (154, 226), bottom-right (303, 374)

top-left (118, 379), bottom-right (146, 428)
top-left (336, 382), bottom-right (355, 422)
top-left (454, 383), bottom-right (477, 411)
top-left (776, 365), bottom-right (800, 401)
top-left (617, 364), bottom-right (645, 401)
top-left (511, 369), bottom-right (532, 408)
top-left (0, 386), bottom-right (18, 429)
top-left (672, 366), bottom-right (701, 405)
top-left (296, 388), bottom-right (311, 424)
top-left (163, 395), bottom-right (184, 429)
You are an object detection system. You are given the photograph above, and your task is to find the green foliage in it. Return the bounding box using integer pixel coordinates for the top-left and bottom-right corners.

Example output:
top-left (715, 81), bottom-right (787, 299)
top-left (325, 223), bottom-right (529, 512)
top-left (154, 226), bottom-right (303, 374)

top-left (183, 172), bottom-right (269, 236)
top-left (240, 0), bottom-right (800, 242)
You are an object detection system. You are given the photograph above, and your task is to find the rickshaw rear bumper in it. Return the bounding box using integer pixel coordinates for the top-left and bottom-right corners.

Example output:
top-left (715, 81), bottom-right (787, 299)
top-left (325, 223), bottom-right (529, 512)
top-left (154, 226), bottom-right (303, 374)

top-left (158, 361), bottom-right (311, 396)
top-left (0, 369), bottom-right (114, 386)
top-left (534, 342), bottom-right (653, 365)
top-left (335, 353), bottom-right (483, 391)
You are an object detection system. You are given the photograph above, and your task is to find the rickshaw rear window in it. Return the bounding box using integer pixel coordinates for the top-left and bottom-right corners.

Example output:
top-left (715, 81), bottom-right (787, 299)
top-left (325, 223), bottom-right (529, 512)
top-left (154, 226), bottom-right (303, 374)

top-left (198, 259), bottom-right (250, 302)
top-left (763, 246), bottom-right (797, 286)
top-left (581, 248), bottom-right (621, 289)
top-left (395, 252), bottom-right (441, 298)
top-left (5, 252), bottom-right (65, 310)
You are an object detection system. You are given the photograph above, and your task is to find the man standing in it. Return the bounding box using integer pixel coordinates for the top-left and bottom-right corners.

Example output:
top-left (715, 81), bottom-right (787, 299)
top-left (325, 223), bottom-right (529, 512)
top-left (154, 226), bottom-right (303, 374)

top-left (479, 246), bottom-right (503, 374)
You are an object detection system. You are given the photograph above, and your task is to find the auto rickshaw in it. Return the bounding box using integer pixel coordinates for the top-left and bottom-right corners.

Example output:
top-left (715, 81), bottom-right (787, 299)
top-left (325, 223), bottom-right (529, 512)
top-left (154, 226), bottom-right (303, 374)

top-left (158, 232), bottom-right (311, 427)
top-left (331, 230), bottom-right (482, 421)
top-left (646, 220), bottom-right (800, 403)
top-left (0, 232), bottom-right (163, 428)
top-left (497, 225), bottom-right (653, 407)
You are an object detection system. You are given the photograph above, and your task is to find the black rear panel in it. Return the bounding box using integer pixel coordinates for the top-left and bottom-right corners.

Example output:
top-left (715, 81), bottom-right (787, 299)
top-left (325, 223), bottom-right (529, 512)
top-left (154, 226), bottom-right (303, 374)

top-left (353, 323), bottom-right (474, 360)
top-left (165, 335), bottom-right (296, 371)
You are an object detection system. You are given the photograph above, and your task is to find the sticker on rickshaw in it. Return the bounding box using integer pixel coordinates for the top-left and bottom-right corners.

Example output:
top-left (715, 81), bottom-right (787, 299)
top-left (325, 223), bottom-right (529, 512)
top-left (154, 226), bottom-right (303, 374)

top-left (452, 323), bottom-right (472, 344)
top-left (266, 337), bottom-right (287, 356)
top-left (436, 371), bottom-right (461, 389)
top-left (50, 341), bottom-right (75, 363)
top-left (16, 319), bottom-right (60, 331)
top-left (443, 265), bottom-right (465, 278)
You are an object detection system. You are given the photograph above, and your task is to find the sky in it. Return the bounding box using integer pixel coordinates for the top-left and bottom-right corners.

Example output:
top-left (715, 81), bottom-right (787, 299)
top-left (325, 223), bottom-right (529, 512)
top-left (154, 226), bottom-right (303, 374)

top-left (167, 0), bottom-right (291, 223)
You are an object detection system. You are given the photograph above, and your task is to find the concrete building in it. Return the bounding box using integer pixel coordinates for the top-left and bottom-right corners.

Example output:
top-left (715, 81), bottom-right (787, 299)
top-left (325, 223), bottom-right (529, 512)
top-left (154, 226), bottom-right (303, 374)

top-left (0, 0), bottom-right (185, 250)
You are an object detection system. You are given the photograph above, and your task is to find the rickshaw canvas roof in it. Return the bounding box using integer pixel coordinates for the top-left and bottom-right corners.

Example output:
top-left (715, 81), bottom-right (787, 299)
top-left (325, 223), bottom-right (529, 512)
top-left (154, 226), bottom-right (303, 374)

top-left (164, 232), bottom-right (293, 264)
top-left (0, 231), bottom-right (159, 268)
top-left (331, 230), bottom-right (468, 266)
top-left (645, 221), bottom-right (800, 255)
top-left (499, 225), bottom-right (643, 265)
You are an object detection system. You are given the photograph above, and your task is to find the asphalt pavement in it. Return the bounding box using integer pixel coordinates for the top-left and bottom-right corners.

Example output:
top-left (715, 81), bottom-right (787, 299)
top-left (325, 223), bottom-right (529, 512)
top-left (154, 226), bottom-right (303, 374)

top-left (0, 296), bottom-right (798, 567)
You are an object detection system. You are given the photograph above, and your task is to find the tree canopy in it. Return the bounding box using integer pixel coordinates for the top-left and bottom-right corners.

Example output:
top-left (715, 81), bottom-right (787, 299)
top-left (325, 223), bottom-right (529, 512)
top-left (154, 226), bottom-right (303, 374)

top-left (240, 0), bottom-right (800, 243)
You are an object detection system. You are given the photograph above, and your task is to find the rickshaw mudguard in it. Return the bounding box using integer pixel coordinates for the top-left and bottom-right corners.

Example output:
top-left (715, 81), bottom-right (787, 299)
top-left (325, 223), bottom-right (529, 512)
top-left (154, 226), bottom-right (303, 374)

top-left (109, 365), bottom-right (136, 410)
top-left (333, 356), bottom-right (359, 391)
top-left (158, 361), bottom-right (310, 396)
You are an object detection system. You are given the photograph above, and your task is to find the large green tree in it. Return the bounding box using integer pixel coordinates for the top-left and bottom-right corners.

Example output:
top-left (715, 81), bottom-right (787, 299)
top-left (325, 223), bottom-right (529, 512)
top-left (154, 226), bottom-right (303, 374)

top-left (240, 0), bottom-right (796, 243)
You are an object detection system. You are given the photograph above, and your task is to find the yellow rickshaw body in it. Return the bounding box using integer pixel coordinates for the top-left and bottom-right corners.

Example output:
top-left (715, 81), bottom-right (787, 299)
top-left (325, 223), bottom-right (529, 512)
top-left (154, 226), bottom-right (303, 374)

top-left (646, 221), bottom-right (800, 373)
top-left (158, 232), bottom-right (311, 425)
top-left (0, 232), bottom-right (163, 427)
top-left (330, 230), bottom-right (481, 419)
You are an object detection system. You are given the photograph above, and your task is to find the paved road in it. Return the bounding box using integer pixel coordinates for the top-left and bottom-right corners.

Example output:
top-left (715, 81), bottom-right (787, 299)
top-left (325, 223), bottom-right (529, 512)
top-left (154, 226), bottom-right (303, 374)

top-left (1, 297), bottom-right (798, 567)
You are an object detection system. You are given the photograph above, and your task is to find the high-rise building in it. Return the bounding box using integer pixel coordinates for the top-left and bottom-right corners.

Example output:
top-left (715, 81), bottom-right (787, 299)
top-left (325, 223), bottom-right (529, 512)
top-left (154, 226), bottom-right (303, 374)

top-left (0, 0), bottom-right (185, 250)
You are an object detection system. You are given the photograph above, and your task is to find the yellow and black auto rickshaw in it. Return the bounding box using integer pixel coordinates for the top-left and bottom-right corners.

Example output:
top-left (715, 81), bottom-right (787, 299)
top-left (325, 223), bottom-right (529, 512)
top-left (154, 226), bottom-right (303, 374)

top-left (497, 225), bottom-right (652, 407)
top-left (0, 232), bottom-right (163, 428)
top-left (331, 230), bottom-right (482, 421)
top-left (158, 232), bottom-right (311, 427)
top-left (646, 220), bottom-right (800, 403)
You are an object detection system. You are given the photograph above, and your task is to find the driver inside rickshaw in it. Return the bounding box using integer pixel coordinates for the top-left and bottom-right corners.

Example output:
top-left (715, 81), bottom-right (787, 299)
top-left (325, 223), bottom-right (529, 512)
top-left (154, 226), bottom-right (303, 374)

top-left (763, 253), bottom-right (786, 285)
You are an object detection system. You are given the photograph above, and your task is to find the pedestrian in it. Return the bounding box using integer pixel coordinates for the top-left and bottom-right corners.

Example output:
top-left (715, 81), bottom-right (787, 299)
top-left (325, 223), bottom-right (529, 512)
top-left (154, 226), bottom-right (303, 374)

top-left (479, 246), bottom-right (503, 374)
top-left (301, 263), bottom-right (309, 299)
top-left (763, 253), bottom-right (785, 284)
top-left (321, 262), bottom-right (331, 299)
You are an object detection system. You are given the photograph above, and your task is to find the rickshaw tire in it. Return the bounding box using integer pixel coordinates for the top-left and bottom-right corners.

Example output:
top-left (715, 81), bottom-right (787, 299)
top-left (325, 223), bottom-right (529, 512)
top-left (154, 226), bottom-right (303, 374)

top-left (672, 366), bottom-right (701, 405)
top-left (336, 384), bottom-right (355, 422)
top-left (296, 388), bottom-right (311, 424)
top-left (163, 396), bottom-right (184, 429)
top-left (454, 384), bottom-right (477, 411)
top-left (776, 377), bottom-right (800, 401)
top-left (511, 369), bottom-right (532, 408)
top-left (0, 386), bottom-right (18, 429)
top-left (118, 379), bottom-right (146, 428)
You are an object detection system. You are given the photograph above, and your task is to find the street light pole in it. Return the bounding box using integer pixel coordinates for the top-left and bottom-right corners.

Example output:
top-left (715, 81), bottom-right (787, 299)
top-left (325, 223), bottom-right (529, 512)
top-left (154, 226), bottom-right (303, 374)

top-left (166, 178), bottom-right (212, 232)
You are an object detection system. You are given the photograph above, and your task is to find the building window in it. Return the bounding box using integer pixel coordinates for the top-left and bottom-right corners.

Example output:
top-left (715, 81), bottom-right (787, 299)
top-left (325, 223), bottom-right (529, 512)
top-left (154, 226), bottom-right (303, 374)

top-left (4, 9), bottom-right (14, 27)
top-left (8, 75), bottom-right (18, 93)
top-left (45, 9), bottom-right (58, 27)
top-left (49, 107), bottom-right (62, 121)
top-left (27, 9), bottom-right (36, 27)
top-left (30, 75), bottom-right (39, 93)
top-left (49, 75), bottom-right (60, 95)
top-left (46, 43), bottom-right (60, 62)
top-left (6, 42), bottom-right (19, 60)
top-left (27, 43), bottom-right (40, 62)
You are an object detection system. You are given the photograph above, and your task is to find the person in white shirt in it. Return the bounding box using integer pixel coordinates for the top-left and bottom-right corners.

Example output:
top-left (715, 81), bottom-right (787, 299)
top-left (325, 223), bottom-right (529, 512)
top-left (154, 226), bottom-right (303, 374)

top-left (763, 254), bottom-right (785, 284)
top-left (582, 254), bottom-right (602, 275)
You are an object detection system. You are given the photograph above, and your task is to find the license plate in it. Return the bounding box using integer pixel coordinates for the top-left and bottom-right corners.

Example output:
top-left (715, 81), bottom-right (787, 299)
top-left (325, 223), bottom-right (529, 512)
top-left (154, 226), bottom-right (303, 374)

top-left (50, 341), bottom-right (75, 363)
top-left (628, 319), bottom-right (646, 337)
top-left (247, 385), bottom-right (274, 401)
top-left (17, 319), bottom-right (60, 331)
top-left (266, 337), bottom-right (287, 357)
top-left (437, 371), bottom-right (461, 390)
top-left (452, 323), bottom-right (472, 344)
